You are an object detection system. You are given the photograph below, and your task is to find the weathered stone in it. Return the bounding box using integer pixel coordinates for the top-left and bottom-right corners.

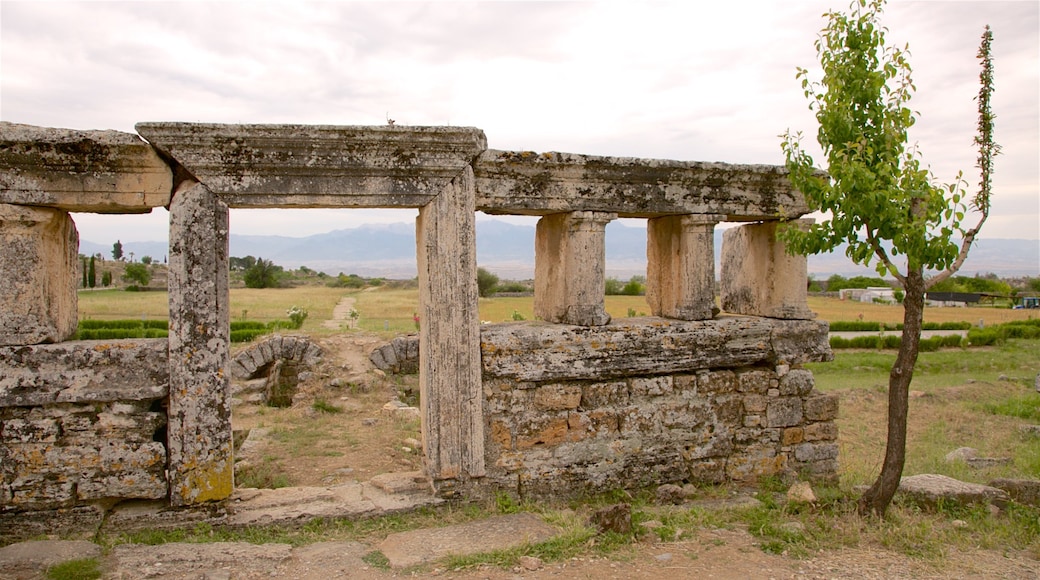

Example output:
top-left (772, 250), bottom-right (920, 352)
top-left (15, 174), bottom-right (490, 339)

top-left (899, 474), bottom-right (1010, 509)
top-left (0, 539), bottom-right (101, 575)
top-left (646, 214), bottom-right (722, 321)
top-left (793, 442), bottom-right (839, 463)
top-left (473, 149), bottom-right (809, 219)
top-left (803, 422), bottom-right (839, 442)
top-left (656, 483), bottom-right (685, 504)
top-left (533, 384), bottom-right (582, 410)
top-left (988, 478), bottom-right (1040, 507)
top-left (167, 180), bottom-right (232, 505)
top-left (534, 211), bottom-right (614, 326)
top-left (0, 122), bottom-right (172, 212)
top-left (580, 381), bottom-right (628, 408)
top-left (945, 447), bottom-right (978, 463)
top-left (779, 368), bottom-right (815, 396)
top-left (803, 393), bottom-right (840, 422)
top-left (697, 370), bottom-right (737, 394)
top-left (417, 166), bottom-right (484, 486)
top-left (767, 397), bottom-right (803, 428)
top-left (378, 512), bottom-right (557, 569)
top-left (787, 481), bottom-right (816, 504)
top-left (782, 427), bottom-right (804, 446)
top-left (0, 340), bottom-right (169, 407)
top-left (0, 204), bottom-right (78, 345)
top-left (720, 220), bottom-right (814, 320)
top-left (480, 317), bottom-right (831, 383)
top-left (726, 444), bottom-right (786, 480)
top-left (630, 376), bottom-right (673, 397)
top-left (136, 123), bottom-right (487, 208)
top-left (737, 368), bottom-right (776, 394)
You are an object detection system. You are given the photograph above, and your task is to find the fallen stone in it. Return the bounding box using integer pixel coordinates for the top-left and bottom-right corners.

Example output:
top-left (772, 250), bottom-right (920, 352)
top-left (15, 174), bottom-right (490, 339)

top-left (656, 484), bottom-right (685, 504)
top-left (590, 503), bottom-right (632, 535)
top-left (378, 512), bottom-right (557, 568)
top-left (786, 481), bottom-right (816, 504)
top-left (898, 474), bottom-right (1010, 509)
top-left (111, 541), bottom-right (292, 579)
top-left (519, 555), bottom-right (543, 570)
top-left (654, 552), bottom-right (674, 562)
top-left (945, 447), bottom-right (978, 463)
top-left (0, 540), bottom-right (101, 577)
top-left (988, 478), bottom-right (1040, 507)
top-left (368, 471), bottom-right (430, 495)
top-left (1019, 425), bottom-right (1040, 437)
top-left (966, 457), bottom-right (1013, 469)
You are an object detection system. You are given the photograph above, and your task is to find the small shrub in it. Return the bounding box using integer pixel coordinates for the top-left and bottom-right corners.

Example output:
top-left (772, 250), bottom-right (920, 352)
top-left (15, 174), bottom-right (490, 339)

top-left (511, 310), bottom-right (526, 321)
top-left (230, 329), bottom-right (271, 343)
top-left (829, 321), bottom-right (883, 331)
top-left (967, 328), bottom-right (1001, 346)
top-left (312, 399), bottom-right (342, 414)
top-left (287, 306), bottom-right (308, 329)
top-left (230, 321), bottom-right (266, 331)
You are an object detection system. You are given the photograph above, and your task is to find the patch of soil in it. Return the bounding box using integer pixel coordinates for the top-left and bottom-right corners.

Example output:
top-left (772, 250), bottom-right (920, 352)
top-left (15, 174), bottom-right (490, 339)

top-left (231, 332), bottom-right (422, 487)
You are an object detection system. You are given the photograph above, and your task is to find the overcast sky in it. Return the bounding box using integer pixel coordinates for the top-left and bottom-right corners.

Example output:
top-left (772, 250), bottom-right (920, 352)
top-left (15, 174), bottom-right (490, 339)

top-left (2, 0), bottom-right (1037, 245)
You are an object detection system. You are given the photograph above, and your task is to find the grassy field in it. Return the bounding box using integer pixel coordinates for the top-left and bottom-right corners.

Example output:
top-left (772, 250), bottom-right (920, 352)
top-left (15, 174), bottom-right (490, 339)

top-left (80, 285), bottom-right (1038, 329)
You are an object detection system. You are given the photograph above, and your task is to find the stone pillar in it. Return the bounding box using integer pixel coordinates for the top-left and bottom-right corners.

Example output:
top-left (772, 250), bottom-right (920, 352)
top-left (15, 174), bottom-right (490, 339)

top-left (167, 180), bottom-right (232, 505)
top-left (0, 204), bottom-right (78, 346)
top-left (534, 211), bottom-right (616, 326)
top-left (416, 166), bottom-right (484, 494)
top-left (720, 220), bottom-right (814, 320)
top-left (646, 214), bottom-right (723, 321)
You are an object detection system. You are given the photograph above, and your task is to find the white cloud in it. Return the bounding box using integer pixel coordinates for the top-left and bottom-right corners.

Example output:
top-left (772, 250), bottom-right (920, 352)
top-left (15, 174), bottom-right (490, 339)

top-left (4, 0), bottom-right (1037, 244)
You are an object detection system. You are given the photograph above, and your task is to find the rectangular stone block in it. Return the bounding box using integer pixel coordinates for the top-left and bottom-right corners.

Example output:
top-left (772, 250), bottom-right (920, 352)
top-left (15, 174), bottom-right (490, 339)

top-left (0, 122), bottom-right (172, 212)
top-left (580, 381), bottom-right (628, 408)
top-left (804, 393), bottom-right (840, 422)
top-left (766, 397), bottom-right (803, 428)
top-left (0, 204), bottom-right (78, 345)
top-left (533, 384), bottom-right (582, 410)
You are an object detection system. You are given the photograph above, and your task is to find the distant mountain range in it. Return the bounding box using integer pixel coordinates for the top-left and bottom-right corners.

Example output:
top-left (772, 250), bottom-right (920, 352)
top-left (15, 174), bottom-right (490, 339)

top-left (80, 220), bottom-right (1039, 280)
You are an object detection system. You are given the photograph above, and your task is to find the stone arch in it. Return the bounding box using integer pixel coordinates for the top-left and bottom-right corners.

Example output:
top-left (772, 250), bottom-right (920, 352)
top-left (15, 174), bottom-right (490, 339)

top-left (230, 335), bottom-right (323, 407)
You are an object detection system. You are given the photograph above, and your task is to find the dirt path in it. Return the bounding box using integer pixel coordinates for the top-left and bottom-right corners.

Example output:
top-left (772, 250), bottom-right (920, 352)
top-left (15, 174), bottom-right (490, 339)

top-left (321, 295), bottom-right (358, 330)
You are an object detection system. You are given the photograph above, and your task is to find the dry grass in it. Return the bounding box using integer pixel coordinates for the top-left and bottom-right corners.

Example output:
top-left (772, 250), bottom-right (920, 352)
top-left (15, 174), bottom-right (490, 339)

top-left (807, 295), bottom-right (1037, 326)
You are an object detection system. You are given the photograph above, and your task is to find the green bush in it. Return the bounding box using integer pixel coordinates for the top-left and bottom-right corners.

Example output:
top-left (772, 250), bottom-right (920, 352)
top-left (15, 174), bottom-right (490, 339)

top-left (828, 321), bottom-right (883, 331)
top-left (76, 328), bottom-right (167, 340)
top-left (848, 335), bottom-right (882, 349)
top-left (882, 335), bottom-right (901, 349)
top-left (231, 329), bottom-right (271, 343)
top-left (78, 319), bottom-right (168, 330)
top-left (230, 321), bottom-right (267, 330)
top-left (967, 328), bottom-right (1001, 346)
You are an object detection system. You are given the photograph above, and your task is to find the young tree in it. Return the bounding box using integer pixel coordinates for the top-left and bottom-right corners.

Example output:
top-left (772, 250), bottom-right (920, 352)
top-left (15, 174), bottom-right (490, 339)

top-left (780, 0), bottom-right (997, 515)
top-left (243, 257), bottom-right (283, 289)
top-left (476, 267), bottom-right (499, 298)
top-left (112, 240), bottom-right (124, 261)
top-left (88, 256), bottom-right (96, 288)
top-left (81, 257), bottom-right (88, 288)
top-left (122, 263), bottom-right (152, 289)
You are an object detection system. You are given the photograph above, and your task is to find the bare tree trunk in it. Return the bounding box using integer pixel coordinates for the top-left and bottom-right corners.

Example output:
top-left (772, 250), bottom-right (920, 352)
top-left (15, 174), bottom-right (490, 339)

top-left (858, 268), bottom-right (925, 516)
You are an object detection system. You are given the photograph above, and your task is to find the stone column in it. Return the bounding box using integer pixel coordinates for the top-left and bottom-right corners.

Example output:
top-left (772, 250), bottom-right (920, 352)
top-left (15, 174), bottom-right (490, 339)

top-left (167, 180), bottom-right (232, 505)
top-left (0, 204), bottom-right (78, 345)
top-left (534, 211), bottom-right (616, 326)
top-left (646, 214), bottom-right (723, 321)
top-left (416, 166), bottom-right (484, 495)
top-left (720, 220), bottom-right (814, 320)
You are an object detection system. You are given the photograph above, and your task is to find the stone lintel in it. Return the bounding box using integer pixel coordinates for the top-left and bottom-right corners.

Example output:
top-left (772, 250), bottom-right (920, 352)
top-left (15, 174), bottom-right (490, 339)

top-left (416, 166), bottom-right (485, 487)
top-left (167, 180), bottom-right (232, 506)
top-left (479, 316), bottom-right (832, 383)
top-left (474, 149), bottom-right (808, 220)
top-left (0, 122), bottom-right (172, 213)
top-left (0, 339), bottom-right (170, 407)
top-left (534, 211), bottom-right (615, 326)
top-left (720, 220), bottom-right (815, 320)
top-left (0, 204), bottom-right (78, 346)
top-left (646, 214), bottom-right (724, 321)
top-left (135, 123), bottom-right (488, 208)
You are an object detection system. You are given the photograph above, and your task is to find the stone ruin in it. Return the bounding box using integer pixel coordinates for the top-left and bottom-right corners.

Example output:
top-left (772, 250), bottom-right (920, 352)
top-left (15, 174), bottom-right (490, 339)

top-left (0, 121), bottom-right (836, 537)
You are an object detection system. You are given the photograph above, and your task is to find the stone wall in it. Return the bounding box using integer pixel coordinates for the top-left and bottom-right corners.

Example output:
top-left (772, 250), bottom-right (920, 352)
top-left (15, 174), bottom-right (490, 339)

top-left (0, 340), bottom-right (169, 512)
top-left (478, 318), bottom-right (837, 499)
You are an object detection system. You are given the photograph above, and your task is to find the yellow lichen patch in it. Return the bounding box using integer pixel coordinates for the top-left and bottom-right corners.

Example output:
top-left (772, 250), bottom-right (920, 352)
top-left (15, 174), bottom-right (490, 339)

top-left (181, 460), bottom-right (234, 503)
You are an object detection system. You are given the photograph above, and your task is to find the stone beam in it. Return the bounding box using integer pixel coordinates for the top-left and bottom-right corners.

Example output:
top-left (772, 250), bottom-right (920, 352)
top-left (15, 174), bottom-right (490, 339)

top-left (416, 166), bottom-right (484, 492)
top-left (474, 149), bottom-right (808, 220)
top-left (167, 180), bottom-right (232, 506)
top-left (0, 122), bottom-right (172, 213)
top-left (480, 317), bottom-right (832, 383)
top-left (136, 123), bottom-right (488, 209)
